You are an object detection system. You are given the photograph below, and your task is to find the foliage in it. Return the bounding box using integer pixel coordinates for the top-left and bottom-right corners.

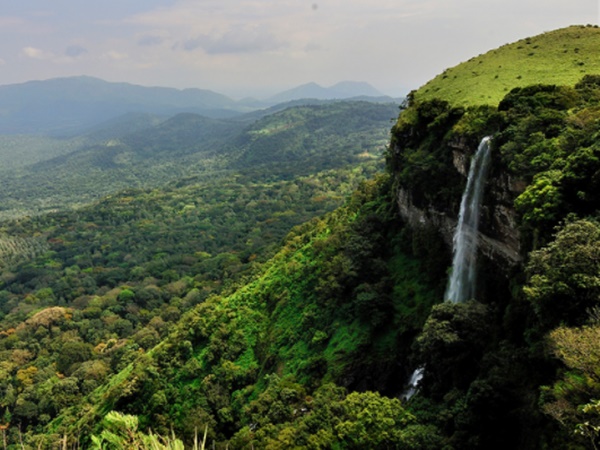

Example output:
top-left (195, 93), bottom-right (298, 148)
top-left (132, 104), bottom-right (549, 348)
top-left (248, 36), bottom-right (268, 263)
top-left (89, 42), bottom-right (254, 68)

top-left (543, 322), bottom-right (600, 449)
top-left (0, 101), bottom-right (400, 446)
top-left (91, 411), bottom-right (186, 450)
top-left (493, 80), bottom-right (600, 247)
top-left (24, 174), bottom-right (439, 447)
top-left (231, 380), bottom-right (442, 449)
top-left (231, 101), bottom-right (395, 169)
top-left (0, 101), bottom-right (397, 220)
top-left (0, 149), bottom-right (442, 448)
top-left (387, 98), bottom-right (466, 209)
top-left (415, 301), bottom-right (491, 394)
top-left (524, 219), bottom-right (600, 328)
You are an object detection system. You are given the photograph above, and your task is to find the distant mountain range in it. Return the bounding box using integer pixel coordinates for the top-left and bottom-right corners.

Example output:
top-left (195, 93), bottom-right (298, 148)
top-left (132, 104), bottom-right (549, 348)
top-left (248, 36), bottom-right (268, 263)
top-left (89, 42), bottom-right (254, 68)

top-left (266, 81), bottom-right (385, 103)
top-left (0, 76), bottom-right (398, 136)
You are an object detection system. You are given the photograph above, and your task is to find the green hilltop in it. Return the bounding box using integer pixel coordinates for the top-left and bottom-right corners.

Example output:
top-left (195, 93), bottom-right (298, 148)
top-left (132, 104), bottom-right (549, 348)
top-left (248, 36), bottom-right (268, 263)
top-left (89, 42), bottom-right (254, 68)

top-left (415, 25), bottom-right (600, 106)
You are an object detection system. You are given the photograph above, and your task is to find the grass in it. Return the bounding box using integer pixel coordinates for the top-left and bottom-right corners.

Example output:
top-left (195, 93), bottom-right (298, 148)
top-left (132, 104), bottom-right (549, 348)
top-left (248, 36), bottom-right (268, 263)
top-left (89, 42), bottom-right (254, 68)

top-left (415, 25), bottom-right (600, 106)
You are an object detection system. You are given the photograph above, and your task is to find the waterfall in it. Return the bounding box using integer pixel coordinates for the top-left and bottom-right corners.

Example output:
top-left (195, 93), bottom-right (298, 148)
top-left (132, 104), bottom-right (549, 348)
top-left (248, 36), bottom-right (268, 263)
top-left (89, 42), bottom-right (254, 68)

top-left (445, 136), bottom-right (492, 303)
top-left (402, 137), bottom-right (492, 401)
top-left (402, 367), bottom-right (424, 401)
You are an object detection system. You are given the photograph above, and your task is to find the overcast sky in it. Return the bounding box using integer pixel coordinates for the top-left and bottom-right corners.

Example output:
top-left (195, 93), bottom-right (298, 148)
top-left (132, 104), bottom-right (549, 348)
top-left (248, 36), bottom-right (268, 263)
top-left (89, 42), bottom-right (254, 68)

top-left (0, 0), bottom-right (597, 98)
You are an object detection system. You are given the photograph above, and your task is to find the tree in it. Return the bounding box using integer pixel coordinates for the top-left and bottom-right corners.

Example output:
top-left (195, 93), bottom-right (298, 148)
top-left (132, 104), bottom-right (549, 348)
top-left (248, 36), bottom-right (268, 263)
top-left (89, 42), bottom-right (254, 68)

top-left (524, 219), bottom-right (600, 327)
top-left (56, 341), bottom-right (92, 375)
top-left (416, 301), bottom-right (490, 394)
top-left (236, 382), bottom-right (442, 450)
top-left (543, 323), bottom-right (600, 449)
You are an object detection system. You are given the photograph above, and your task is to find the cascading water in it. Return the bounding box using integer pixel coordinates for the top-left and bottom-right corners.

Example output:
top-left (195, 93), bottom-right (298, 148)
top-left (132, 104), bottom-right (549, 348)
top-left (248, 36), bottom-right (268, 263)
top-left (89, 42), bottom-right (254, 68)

top-left (401, 367), bottom-right (424, 401)
top-left (445, 136), bottom-right (492, 303)
top-left (402, 136), bottom-right (492, 401)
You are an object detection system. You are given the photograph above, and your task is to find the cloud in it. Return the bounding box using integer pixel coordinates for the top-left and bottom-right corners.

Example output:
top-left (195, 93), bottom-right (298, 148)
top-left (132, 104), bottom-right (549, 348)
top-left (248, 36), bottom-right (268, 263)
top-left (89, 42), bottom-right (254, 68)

top-left (65, 45), bottom-right (88, 57)
top-left (138, 35), bottom-right (165, 47)
top-left (6, 0), bottom-right (595, 97)
top-left (104, 50), bottom-right (128, 60)
top-left (22, 46), bottom-right (53, 60)
top-left (304, 43), bottom-right (322, 52)
top-left (127, 0), bottom-right (426, 60)
top-left (180, 38), bottom-right (202, 52)
top-left (180, 25), bottom-right (286, 54)
top-left (0, 16), bottom-right (25, 28)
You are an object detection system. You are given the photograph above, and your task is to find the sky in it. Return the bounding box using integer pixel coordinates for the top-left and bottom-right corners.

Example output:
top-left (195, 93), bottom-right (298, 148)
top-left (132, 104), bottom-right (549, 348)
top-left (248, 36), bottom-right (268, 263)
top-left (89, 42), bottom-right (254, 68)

top-left (0, 0), bottom-right (597, 98)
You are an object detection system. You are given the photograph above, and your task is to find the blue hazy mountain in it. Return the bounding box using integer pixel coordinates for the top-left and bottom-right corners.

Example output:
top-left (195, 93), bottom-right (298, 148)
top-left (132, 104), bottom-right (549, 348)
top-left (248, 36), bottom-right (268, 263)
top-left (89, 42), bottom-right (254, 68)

top-left (0, 76), bottom-right (239, 135)
top-left (0, 77), bottom-right (393, 136)
top-left (266, 81), bottom-right (386, 104)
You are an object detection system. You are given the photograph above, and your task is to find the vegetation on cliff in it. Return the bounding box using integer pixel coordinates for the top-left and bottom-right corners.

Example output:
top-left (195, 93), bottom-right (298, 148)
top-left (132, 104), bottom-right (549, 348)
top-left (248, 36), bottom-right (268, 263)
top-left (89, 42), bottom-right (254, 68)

top-left (386, 71), bottom-right (600, 448)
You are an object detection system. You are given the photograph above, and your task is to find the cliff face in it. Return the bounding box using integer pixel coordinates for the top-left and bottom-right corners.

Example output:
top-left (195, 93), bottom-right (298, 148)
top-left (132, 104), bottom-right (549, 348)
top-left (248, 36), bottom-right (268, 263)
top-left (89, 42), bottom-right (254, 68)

top-left (395, 138), bottom-right (523, 275)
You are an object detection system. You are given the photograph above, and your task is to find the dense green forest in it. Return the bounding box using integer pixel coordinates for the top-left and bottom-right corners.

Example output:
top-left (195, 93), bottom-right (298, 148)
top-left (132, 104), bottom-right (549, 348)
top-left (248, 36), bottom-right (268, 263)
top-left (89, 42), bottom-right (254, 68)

top-left (0, 99), bottom-right (403, 448)
top-left (2, 29), bottom-right (600, 449)
top-left (0, 101), bottom-right (395, 220)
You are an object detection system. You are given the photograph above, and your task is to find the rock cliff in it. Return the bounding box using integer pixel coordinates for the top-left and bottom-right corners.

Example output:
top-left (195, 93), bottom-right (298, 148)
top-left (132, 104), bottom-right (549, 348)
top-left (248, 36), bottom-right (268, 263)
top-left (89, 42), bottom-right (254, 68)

top-left (395, 138), bottom-right (523, 275)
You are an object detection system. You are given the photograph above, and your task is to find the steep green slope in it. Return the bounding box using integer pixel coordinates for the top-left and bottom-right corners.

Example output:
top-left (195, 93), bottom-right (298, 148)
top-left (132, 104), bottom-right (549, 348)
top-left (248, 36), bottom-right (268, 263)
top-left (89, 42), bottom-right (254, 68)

top-left (44, 176), bottom-right (443, 448)
top-left (416, 25), bottom-right (600, 106)
top-left (0, 164), bottom-right (387, 446)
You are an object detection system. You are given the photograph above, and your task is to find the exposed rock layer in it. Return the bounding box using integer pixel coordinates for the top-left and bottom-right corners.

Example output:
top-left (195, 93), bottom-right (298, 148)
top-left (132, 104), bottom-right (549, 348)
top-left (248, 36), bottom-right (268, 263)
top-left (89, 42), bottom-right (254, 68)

top-left (396, 141), bottom-right (523, 274)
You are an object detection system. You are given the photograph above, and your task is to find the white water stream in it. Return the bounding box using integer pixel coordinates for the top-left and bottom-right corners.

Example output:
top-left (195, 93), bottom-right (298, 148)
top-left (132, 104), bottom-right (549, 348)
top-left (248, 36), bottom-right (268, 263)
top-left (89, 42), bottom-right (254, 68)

top-left (401, 367), bottom-right (424, 401)
top-left (403, 136), bottom-right (492, 401)
top-left (445, 136), bottom-right (492, 303)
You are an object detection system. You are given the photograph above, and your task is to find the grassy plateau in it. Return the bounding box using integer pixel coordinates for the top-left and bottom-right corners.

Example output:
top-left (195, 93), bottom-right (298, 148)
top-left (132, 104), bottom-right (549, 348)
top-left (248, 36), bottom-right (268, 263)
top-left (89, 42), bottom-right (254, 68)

top-left (415, 25), bottom-right (600, 106)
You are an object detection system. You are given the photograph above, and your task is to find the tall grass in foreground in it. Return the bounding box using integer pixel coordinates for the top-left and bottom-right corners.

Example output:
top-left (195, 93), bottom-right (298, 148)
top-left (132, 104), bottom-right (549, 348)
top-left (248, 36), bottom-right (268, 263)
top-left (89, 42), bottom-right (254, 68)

top-left (37, 411), bottom-right (210, 450)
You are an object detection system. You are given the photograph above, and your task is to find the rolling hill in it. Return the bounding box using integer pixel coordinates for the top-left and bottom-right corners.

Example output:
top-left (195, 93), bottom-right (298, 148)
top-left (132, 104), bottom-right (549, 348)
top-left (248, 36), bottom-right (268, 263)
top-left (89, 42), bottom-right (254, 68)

top-left (0, 101), bottom-right (398, 219)
top-left (415, 25), bottom-right (600, 106)
top-left (267, 81), bottom-right (385, 103)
